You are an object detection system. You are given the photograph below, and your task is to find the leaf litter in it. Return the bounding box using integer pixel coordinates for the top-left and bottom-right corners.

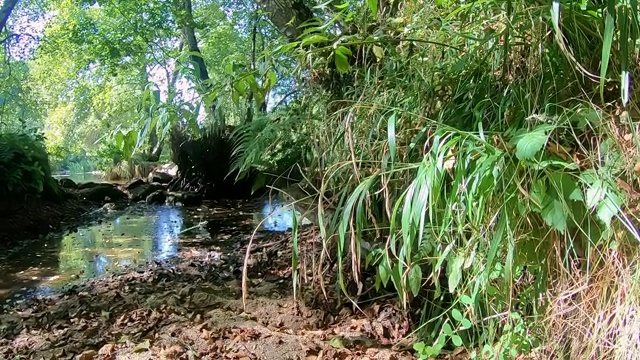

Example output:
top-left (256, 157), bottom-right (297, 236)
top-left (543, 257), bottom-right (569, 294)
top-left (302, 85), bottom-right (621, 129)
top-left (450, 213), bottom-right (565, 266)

top-left (0, 204), bottom-right (417, 360)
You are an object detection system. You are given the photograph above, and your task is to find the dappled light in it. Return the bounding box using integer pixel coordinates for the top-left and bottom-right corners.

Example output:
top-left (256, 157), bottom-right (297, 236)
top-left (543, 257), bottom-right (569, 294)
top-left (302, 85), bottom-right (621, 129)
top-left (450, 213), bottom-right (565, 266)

top-left (1, 0), bottom-right (640, 359)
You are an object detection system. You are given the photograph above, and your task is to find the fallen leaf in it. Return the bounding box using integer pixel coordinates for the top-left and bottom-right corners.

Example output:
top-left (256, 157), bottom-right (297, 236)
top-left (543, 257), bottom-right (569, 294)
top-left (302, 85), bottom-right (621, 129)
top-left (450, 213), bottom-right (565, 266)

top-left (161, 345), bottom-right (185, 359)
top-left (98, 343), bottom-right (116, 357)
top-left (133, 339), bottom-right (151, 353)
top-left (328, 336), bottom-right (345, 349)
top-left (77, 349), bottom-right (97, 360)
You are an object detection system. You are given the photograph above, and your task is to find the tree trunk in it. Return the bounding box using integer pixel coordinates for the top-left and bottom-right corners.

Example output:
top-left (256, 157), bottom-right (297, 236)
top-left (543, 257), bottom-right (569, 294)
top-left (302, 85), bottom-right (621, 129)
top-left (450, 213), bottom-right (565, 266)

top-left (245, 7), bottom-right (259, 123)
top-left (254, 0), bottom-right (314, 41)
top-left (0, 0), bottom-right (19, 32)
top-left (174, 0), bottom-right (222, 129)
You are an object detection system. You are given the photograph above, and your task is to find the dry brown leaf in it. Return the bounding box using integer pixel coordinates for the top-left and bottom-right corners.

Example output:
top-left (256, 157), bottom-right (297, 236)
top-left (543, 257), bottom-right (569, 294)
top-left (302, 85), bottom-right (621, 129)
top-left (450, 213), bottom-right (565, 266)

top-left (98, 343), bottom-right (116, 358)
top-left (161, 345), bottom-right (185, 359)
top-left (77, 349), bottom-right (97, 360)
top-left (634, 161), bottom-right (640, 176)
top-left (546, 141), bottom-right (571, 161)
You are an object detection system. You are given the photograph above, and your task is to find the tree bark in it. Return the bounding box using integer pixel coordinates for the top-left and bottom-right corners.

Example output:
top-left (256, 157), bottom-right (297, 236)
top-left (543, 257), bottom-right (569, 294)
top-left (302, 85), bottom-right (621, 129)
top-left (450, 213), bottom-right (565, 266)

top-left (0, 0), bottom-right (19, 32)
top-left (174, 0), bottom-right (222, 128)
top-left (254, 0), bottom-right (313, 41)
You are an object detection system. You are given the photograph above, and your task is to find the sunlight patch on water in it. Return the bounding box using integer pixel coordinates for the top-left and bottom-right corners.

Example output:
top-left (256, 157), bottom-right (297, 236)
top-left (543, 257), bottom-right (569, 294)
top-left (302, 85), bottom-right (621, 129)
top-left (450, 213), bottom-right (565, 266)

top-left (0, 204), bottom-right (206, 302)
top-left (260, 198), bottom-right (312, 232)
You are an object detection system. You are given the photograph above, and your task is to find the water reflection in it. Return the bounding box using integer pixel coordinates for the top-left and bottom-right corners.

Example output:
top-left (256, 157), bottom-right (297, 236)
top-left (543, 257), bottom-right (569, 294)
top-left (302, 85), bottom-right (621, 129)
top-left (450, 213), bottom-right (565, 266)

top-left (0, 198), bottom-right (312, 302)
top-left (0, 204), bottom-right (201, 301)
top-left (52, 172), bottom-right (104, 184)
top-left (260, 198), bottom-right (312, 232)
top-left (59, 205), bottom-right (187, 279)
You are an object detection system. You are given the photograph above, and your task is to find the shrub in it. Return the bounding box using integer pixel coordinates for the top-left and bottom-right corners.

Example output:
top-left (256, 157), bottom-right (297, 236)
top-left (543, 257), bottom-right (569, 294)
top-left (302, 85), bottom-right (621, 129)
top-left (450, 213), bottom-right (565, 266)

top-left (0, 130), bottom-right (61, 199)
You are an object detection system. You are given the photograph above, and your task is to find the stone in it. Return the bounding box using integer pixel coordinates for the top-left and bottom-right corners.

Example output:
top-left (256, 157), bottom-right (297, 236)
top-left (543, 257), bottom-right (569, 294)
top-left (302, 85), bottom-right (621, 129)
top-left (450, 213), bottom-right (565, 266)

top-left (168, 191), bottom-right (203, 206)
top-left (124, 178), bottom-right (145, 190)
top-left (76, 181), bottom-right (101, 190)
top-left (146, 190), bottom-right (167, 205)
top-left (147, 170), bottom-right (173, 184)
top-left (180, 191), bottom-right (203, 206)
top-left (79, 184), bottom-right (127, 203)
top-left (130, 183), bottom-right (165, 202)
top-left (58, 178), bottom-right (78, 189)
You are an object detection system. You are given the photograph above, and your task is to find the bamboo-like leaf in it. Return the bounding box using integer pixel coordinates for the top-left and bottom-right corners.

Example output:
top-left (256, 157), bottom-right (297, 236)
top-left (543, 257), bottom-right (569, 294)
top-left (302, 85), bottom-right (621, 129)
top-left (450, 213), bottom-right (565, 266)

top-left (600, 0), bottom-right (616, 103)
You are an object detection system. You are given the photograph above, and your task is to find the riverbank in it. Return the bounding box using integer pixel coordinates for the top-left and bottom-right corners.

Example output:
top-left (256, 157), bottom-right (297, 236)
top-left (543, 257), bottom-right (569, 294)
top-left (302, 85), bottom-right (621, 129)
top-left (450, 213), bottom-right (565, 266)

top-left (0, 196), bottom-right (94, 243)
top-left (0, 220), bottom-right (417, 359)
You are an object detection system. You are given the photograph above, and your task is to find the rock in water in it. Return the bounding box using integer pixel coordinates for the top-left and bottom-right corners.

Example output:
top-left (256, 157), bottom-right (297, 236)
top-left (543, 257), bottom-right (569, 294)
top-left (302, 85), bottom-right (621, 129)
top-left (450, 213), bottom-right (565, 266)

top-left (146, 190), bottom-right (167, 205)
top-left (58, 178), bottom-right (78, 189)
top-left (79, 184), bottom-right (127, 203)
top-left (125, 178), bottom-right (146, 190)
top-left (167, 191), bottom-right (203, 206)
top-left (130, 183), bottom-right (165, 202)
top-left (180, 191), bottom-right (203, 206)
top-left (147, 170), bottom-right (173, 184)
top-left (76, 181), bottom-right (101, 190)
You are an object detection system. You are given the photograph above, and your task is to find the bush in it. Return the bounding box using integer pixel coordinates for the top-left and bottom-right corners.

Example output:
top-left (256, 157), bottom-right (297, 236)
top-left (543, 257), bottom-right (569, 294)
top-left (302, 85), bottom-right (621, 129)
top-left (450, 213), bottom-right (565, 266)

top-left (247, 1), bottom-right (640, 358)
top-left (0, 131), bottom-right (61, 199)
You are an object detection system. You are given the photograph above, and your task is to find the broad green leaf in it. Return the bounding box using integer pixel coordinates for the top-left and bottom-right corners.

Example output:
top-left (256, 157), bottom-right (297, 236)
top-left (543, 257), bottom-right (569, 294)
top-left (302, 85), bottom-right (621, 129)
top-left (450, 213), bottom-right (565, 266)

top-left (447, 253), bottom-right (464, 294)
top-left (372, 45), bottom-right (384, 61)
top-left (451, 334), bottom-right (463, 347)
top-left (600, 1), bottom-right (615, 102)
top-left (460, 295), bottom-right (474, 305)
top-left (550, 172), bottom-right (582, 202)
top-left (514, 127), bottom-right (549, 160)
top-left (585, 180), bottom-right (606, 208)
top-left (451, 308), bottom-right (463, 321)
top-left (541, 195), bottom-right (567, 233)
top-left (461, 318), bottom-right (472, 329)
top-left (301, 35), bottom-right (328, 46)
top-left (442, 322), bottom-right (453, 336)
top-left (265, 69), bottom-right (277, 90)
top-left (366, 0), bottom-right (378, 18)
top-left (335, 52), bottom-right (351, 74)
top-left (408, 264), bottom-right (422, 296)
top-left (378, 261), bottom-right (390, 287)
top-left (529, 178), bottom-right (546, 211)
top-left (337, 45), bottom-right (352, 57)
top-left (232, 90), bottom-right (240, 106)
top-left (597, 191), bottom-right (621, 227)
top-left (233, 78), bottom-right (248, 96)
top-left (273, 41), bottom-right (300, 54)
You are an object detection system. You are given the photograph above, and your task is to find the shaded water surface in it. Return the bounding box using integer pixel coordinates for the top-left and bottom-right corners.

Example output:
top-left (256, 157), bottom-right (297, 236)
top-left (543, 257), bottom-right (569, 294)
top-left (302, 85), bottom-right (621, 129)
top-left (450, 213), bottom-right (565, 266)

top-left (53, 172), bottom-right (105, 184)
top-left (0, 198), bottom-right (310, 303)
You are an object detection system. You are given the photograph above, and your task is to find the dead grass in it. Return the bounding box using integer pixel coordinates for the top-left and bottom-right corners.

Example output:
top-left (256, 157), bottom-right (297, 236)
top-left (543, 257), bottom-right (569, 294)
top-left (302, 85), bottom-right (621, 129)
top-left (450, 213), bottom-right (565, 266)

top-left (105, 159), bottom-right (158, 181)
top-left (543, 235), bottom-right (640, 360)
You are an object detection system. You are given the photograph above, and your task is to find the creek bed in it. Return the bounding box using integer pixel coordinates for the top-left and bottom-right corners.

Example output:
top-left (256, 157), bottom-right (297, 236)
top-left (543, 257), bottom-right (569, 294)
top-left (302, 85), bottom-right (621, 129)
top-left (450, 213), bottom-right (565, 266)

top-left (0, 197), bottom-right (307, 304)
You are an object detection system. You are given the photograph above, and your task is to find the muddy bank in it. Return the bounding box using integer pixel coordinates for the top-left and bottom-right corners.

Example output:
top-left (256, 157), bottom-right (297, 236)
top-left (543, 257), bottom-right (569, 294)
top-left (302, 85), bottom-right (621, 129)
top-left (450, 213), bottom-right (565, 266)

top-left (0, 197), bottom-right (93, 243)
top-left (0, 223), bottom-right (417, 360)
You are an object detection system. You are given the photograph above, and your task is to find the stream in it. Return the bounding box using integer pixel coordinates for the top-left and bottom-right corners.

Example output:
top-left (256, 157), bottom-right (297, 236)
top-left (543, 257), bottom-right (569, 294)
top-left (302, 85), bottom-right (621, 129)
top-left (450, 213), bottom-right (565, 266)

top-left (0, 196), bottom-right (309, 305)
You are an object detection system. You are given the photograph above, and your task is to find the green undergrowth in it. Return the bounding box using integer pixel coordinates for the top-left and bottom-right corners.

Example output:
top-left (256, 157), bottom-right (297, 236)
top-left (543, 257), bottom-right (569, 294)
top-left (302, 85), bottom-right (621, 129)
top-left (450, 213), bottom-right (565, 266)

top-left (233, 1), bottom-right (640, 359)
top-left (0, 130), bottom-right (62, 200)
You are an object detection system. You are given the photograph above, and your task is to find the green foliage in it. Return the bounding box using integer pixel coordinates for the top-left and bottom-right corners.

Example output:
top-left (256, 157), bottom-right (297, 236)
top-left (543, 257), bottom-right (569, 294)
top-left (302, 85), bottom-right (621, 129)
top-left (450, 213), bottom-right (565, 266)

top-left (230, 102), bottom-right (313, 181)
top-left (0, 130), bottom-right (60, 199)
top-left (262, 0), bottom-right (640, 358)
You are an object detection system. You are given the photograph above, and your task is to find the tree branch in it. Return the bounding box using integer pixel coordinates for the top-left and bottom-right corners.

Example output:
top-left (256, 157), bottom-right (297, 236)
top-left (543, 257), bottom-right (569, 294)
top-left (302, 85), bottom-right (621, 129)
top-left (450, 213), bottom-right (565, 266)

top-left (0, 0), bottom-right (19, 33)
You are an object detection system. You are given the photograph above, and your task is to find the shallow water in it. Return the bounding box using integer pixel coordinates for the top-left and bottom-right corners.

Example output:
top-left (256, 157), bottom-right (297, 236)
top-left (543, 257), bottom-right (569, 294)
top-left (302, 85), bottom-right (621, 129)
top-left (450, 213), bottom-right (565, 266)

top-left (0, 198), bottom-right (310, 303)
top-left (53, 172), bottom-right (104, 184)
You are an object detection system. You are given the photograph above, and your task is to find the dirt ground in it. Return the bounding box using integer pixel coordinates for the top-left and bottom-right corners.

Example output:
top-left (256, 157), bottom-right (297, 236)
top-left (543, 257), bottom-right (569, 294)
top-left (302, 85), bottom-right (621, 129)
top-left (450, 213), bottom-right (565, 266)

top-left (0, 220), bottom-right (421, 360)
